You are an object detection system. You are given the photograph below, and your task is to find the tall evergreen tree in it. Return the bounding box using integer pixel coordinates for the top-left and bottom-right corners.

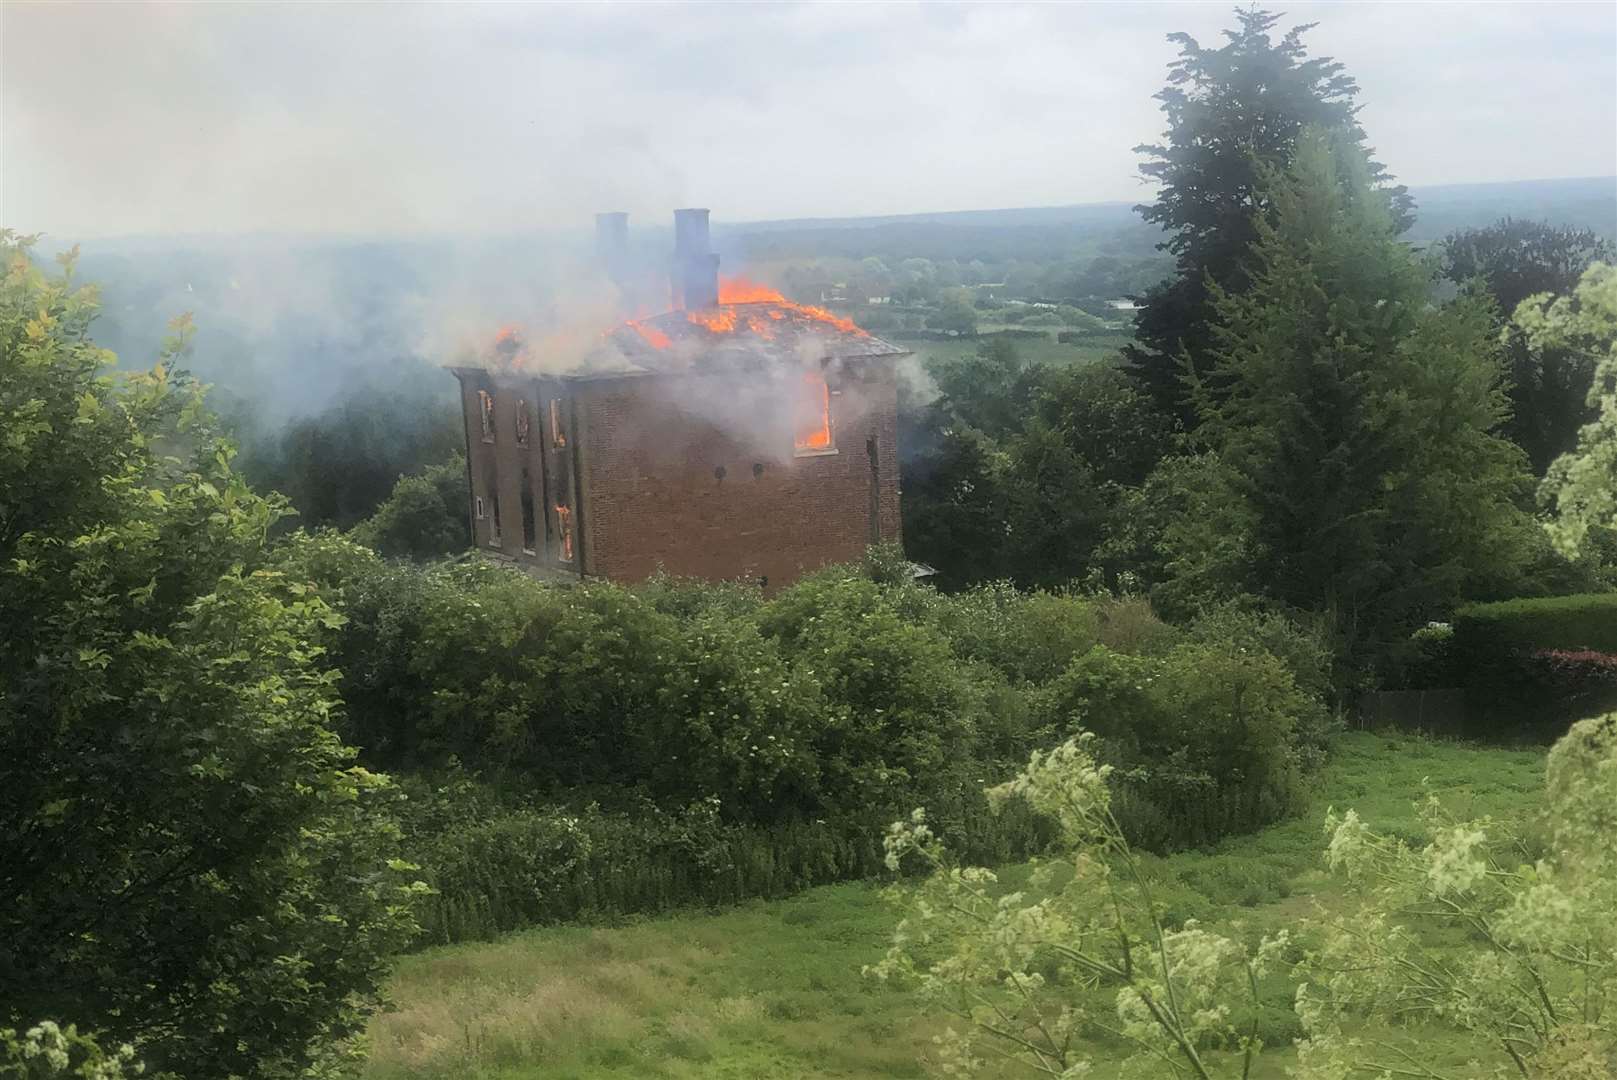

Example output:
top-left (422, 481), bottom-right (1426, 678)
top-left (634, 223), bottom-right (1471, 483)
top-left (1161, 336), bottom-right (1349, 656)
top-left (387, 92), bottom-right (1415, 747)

top-left (1194, 133), bottom-right (1530, 675)
top-left (1127, 8), bottom-right (1413, 426)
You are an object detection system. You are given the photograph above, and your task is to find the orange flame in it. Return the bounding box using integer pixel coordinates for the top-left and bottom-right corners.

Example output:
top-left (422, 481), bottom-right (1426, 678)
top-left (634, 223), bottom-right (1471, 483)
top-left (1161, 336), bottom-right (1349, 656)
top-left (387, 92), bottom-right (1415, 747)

top-left (718, 276), bottom-right (786, 304)
top-left (687, 308), bottom-right (738, 334)
top-left (611, 275), bottom-right (871, 352)
top-left (627, 319), bottom-right (671, 349)
top-left (555, 504), bottom-right (574, 561)
top-left (795, 372), bottom-right (832, 451)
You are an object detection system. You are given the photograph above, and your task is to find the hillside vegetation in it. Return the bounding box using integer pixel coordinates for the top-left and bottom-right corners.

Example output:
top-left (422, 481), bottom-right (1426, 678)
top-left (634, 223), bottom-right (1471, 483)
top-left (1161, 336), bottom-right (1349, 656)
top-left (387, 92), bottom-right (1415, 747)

top-left (365, 733), bottom-right (1547, 1080)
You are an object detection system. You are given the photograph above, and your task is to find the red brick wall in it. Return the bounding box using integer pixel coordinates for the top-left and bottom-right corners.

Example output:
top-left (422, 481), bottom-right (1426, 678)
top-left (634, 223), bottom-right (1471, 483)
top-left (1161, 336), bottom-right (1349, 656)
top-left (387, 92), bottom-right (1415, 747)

top-left (575, 360), bottom-right (902, 588)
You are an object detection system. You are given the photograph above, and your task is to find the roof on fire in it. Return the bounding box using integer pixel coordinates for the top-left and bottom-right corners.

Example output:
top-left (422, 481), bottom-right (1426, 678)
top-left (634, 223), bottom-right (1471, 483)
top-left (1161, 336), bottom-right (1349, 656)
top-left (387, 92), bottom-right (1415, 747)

top-left (452, 301), bottom-right (909, 385)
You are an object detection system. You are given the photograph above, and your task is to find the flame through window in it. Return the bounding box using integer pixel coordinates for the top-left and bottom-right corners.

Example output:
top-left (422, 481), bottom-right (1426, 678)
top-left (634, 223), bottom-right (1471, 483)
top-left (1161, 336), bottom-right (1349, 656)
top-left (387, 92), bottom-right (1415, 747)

top-left (478, 390), bottom-right (495, 442)
top-left (794, 372), bottom-right (833, 452)
top-left (549, 399), bottom-right (567, 448)
top-left (555, 505), bottom-right (574, 561)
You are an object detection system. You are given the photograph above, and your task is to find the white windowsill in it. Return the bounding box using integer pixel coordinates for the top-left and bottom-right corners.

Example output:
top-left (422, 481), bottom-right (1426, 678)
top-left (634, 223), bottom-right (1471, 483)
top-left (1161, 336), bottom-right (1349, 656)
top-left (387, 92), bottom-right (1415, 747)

top-left (794, 447), bottom-right (840, 458)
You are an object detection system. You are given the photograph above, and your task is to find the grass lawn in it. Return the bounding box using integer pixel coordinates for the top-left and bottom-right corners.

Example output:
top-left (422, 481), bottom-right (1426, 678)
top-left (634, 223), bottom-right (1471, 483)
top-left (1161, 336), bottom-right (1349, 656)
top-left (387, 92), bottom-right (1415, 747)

top-left (903, 329), bottom-right (1133, 369)
top-left (365, 731), bottom-right (1547, 1079)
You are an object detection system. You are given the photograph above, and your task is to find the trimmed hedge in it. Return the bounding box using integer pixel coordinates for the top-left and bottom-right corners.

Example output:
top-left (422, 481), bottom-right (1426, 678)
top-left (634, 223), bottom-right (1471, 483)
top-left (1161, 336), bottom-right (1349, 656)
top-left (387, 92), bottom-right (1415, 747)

top-left (1451, 593), bottom-right (1617, 735)
top-left (1453, 593), bottom-right (1617, 658)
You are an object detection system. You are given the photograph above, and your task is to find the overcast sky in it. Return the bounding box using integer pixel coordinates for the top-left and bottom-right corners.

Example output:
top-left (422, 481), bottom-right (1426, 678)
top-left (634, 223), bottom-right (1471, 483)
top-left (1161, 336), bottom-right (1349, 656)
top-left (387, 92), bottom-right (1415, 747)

top-left (3, 1), bottom-right (1614, 239)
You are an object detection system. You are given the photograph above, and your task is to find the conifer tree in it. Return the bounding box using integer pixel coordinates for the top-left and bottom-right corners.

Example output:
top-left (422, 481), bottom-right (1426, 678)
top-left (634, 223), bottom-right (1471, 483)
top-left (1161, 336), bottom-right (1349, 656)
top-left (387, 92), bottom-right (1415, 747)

top-left (1194, 132), bottom-right (1531, 673)
top-left (1127, 8), bottom-right (1413, 426)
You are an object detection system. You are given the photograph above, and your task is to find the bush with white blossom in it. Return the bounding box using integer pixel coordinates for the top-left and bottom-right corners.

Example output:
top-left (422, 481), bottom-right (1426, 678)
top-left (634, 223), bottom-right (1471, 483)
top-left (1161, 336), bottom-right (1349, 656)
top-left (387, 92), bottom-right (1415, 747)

top-left (870, 714), bottom-right (1617, 1078)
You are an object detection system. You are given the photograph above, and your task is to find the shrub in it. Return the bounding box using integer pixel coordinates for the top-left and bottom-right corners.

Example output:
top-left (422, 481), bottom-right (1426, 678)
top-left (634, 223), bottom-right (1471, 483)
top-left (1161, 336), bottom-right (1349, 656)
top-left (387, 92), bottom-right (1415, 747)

top-left (921, 582), bottom-right (1101, 684)
top-left (871, 712), bottom-right (1617, 1077)
top-left (1390, 621), bottom-right (1458, 690)
top-left (1186, 600), bottom-right (1336, 703)
top-left (756, 568), bottom-right (984, 829)
top-left (1, 237), bottom-right (419, 1079)
top-left (349, 454), bottom-right (470, 560)
top-left (1, 1022), bottom-right (159, 1080)
top-left (1092, 592), bottom-right (1179, 655)
top-left (1035, 643), bottom-right (1306, 848)
top-left (400, 776), bottom-right (1055, 947)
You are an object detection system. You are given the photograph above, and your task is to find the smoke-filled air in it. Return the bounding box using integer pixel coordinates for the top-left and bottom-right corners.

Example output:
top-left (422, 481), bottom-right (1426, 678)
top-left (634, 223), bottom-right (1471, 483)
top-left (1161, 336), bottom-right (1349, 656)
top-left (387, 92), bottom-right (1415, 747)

top-left (4, 4), bottom-right (1617, 1080)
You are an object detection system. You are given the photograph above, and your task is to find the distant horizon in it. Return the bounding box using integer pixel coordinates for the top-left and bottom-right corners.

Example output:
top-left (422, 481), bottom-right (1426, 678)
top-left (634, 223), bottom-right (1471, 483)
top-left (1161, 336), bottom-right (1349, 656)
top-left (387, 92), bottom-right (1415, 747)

top-left (5, 3), bottom-right (1612, 238)
top-left (40, 174), bottom-right (1616, 247)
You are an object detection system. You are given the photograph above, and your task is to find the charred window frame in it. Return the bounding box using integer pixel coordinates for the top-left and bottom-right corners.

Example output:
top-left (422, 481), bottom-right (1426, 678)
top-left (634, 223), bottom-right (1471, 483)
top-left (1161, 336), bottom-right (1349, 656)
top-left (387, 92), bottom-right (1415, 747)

top-left (515, 399), bottom-right (531, 446)
top-left (793, 369), bottom-right (837, 456)
top-left (478, 390), bottom-right (496, 443)
top-left (548, 398), bottom-right (567, 449)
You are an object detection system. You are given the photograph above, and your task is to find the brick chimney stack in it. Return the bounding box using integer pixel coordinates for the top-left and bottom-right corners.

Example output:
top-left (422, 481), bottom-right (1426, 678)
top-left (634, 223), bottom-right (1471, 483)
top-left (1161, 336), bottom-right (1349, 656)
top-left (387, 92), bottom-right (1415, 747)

top-left (671, 208), bottom-right (719, 311)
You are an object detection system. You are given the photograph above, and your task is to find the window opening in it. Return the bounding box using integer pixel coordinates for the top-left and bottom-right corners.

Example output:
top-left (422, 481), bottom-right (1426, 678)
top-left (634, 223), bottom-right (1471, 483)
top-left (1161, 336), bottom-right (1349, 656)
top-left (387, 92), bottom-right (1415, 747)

top-left (478, 390), bottom-right (495, 442)
top-left (549, 399), bottom-right (567, 448)
top-left (520, 466), bottom-right (537, 554)
top-left (793, 371), bottom-right (834, 453)
top-left (474, 495), bottom-right (486, 520)
top-left (555, 504), bottom-right (574, 562)
top-left (483, 463), bottom-right (500, 547)
top-left (551, 456), bottom-right (574, 562)
top-left (515, 400), bottom-right (531, 446)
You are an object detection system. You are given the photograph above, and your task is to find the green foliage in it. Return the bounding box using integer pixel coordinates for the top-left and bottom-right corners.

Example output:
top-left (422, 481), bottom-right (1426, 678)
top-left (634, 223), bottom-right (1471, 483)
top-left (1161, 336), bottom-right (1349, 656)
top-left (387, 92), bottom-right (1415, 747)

top-left (927, 287), bottom-right (979, 336)
top-left (998, 418), bottom-right (1109, 588)
top-left (1027, 362), bottom-right (1173, 488)
top-left (272, 535), bottom-right (1329, 948)
top-left (1194, 131), bottom-right (1534, 677)
top-left (0, 234), bottom-right (420, 1078)
top-left (1097, 452), bottom-right (1260, 619)
top-left (1442, 594), bottom-right (1617, 734)
top-left (871, 716), bottom-right (1617, 1079)
top-left (2, 1021), bottom-right (161, 1080)
top-left (237, 387), bottom-right (463, 530)
top-left (1443, 217), bottom-right (1613, 321)
top-left (1035, 643), bottom-right (1308, 848)
top-left (869, 735), bottom-right (1298, 1079)
top-left (1520, 263), bottom-right (1617, 557)
top-left (919, 582), bottom-right (1101, 685)
top-left (1454, 592), bottom-right (1617, 656)
top-left (394, 767), bottom-right (1055, 948)
top-left (1128, 7), bottom-right (1413, 423)
top-left (1055, 304), bottom-right (1105, 331)
top-left (372, 732), bottom-right (1547, 1080)
top-left (901, 350), bottom-right (1175, 592)
top-left (1301, 713), bottom-right (1617, 1076)
top-left (350, 453), bottom-right (470, 560)
top-left (1443, 220), bottom-right (1613, 474)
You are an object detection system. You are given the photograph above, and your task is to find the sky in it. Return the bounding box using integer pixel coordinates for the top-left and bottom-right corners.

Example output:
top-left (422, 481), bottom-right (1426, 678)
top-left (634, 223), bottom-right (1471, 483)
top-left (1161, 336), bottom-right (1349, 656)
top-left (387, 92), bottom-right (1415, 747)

top-left (3, 1), bottom-right (1614, 239)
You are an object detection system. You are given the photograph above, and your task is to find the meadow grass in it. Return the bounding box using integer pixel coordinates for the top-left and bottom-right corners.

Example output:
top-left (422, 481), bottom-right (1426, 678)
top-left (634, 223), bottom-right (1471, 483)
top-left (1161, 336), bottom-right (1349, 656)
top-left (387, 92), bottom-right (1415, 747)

top-left (905, 330), bottom-right (1133, 369)
top-left (365, 730), bottom-right (1547, 1079)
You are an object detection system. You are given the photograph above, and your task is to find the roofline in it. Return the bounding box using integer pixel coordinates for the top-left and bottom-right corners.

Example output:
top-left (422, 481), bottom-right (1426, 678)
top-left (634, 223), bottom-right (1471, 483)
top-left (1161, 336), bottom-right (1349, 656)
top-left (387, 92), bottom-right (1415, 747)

top-left (445, 347), bottom-right (910, 385)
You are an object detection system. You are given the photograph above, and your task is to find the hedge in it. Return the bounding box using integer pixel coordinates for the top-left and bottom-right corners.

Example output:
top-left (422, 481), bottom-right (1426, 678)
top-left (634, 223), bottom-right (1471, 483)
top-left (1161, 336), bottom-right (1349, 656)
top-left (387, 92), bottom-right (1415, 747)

top-left (1453, 593), bottom-right (1617, 658)
top-left (1451, 593), bottom-right (1617, 735)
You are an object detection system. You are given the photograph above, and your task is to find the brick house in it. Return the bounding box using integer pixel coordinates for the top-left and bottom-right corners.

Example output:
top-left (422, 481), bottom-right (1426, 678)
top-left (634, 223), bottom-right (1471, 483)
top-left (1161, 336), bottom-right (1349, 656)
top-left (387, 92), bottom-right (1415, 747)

top-left (448, 210), bottom-right (909, 588)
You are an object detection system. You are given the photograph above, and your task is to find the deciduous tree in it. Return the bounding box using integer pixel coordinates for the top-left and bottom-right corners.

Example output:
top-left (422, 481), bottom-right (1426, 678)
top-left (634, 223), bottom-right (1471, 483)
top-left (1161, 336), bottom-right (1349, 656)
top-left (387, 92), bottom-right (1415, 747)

top-left (0, 232), bottom-right (421, 1078)
top-left (1518, 262), bottom-right (1617, 557)
top-left (1442, 219), bottom-right (1613, 472)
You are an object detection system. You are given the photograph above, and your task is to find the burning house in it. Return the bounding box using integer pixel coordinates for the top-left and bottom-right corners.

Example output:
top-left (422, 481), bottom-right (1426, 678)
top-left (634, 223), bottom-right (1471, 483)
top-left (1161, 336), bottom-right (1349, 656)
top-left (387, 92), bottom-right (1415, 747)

top-left (448, 209), bottom-right (909, 588)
